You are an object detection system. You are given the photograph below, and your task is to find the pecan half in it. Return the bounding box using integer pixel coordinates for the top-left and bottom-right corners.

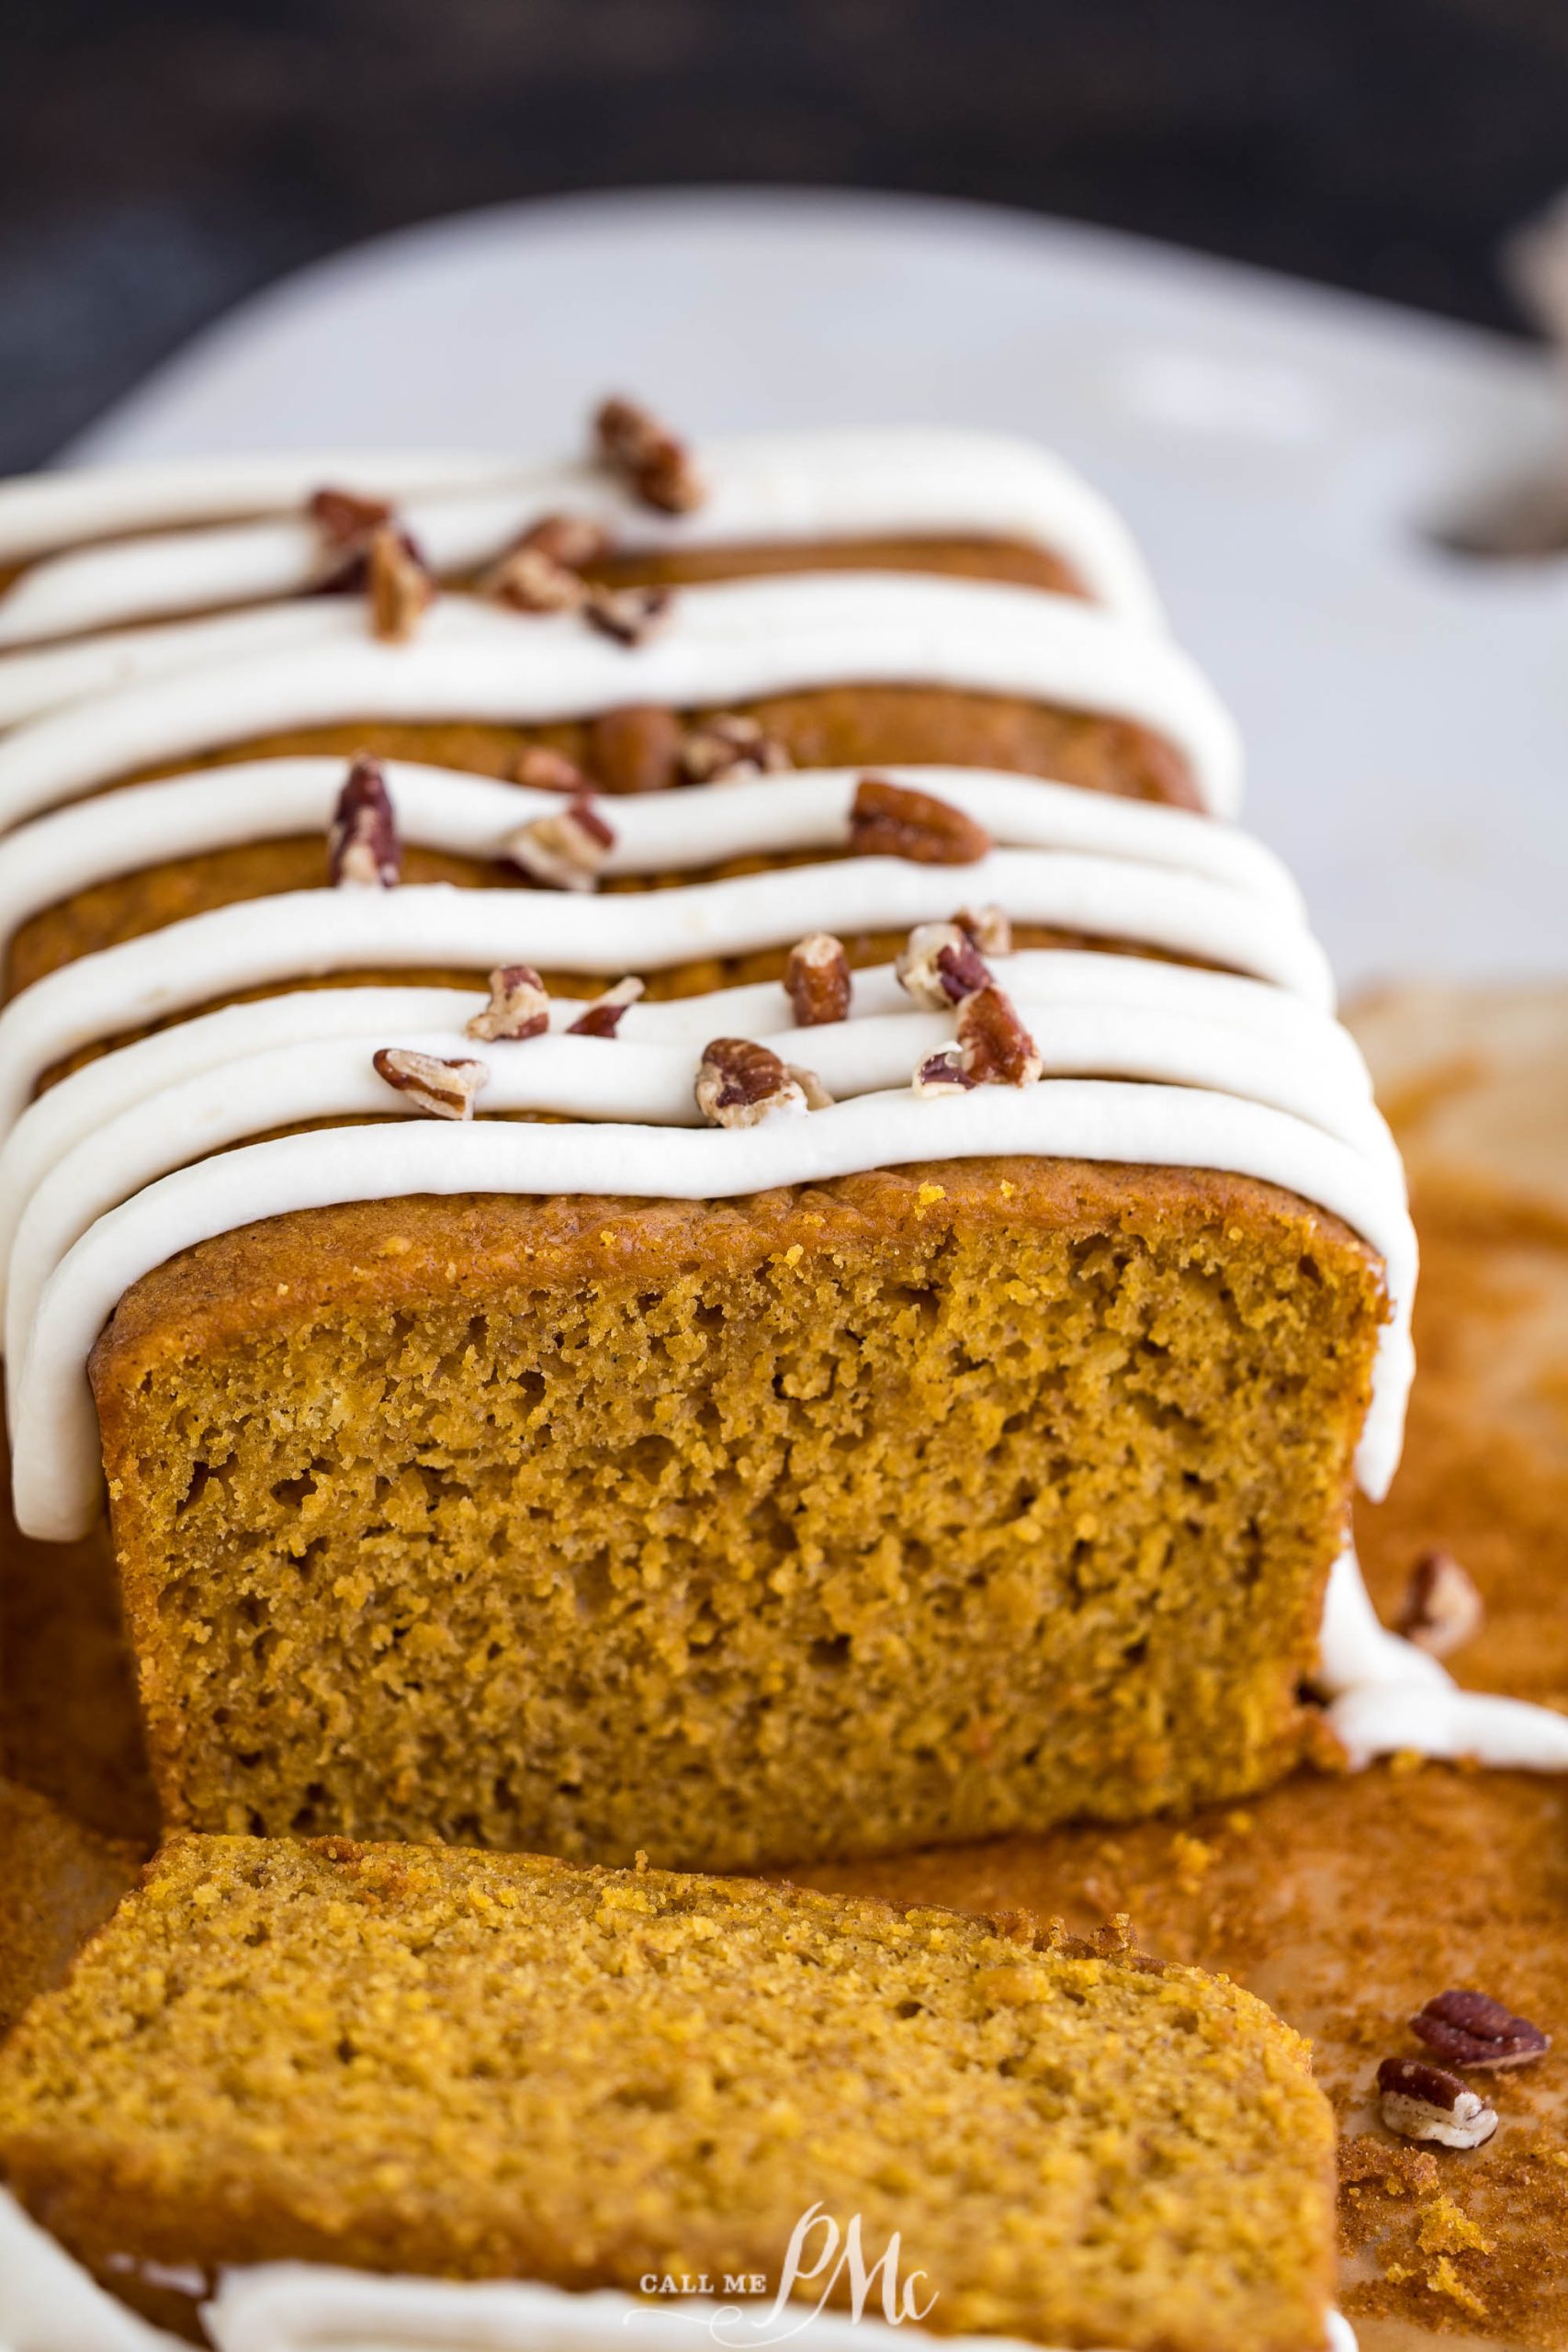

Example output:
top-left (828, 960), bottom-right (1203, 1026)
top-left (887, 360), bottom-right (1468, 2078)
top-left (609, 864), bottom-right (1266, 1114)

top-left (567, 976), bottom-right (645, 1038)
top-left (584, 582), bottom-right (673, 647)
top-left (513, 745), bottom-right (592, 795)
top-left (680, 714), bottom-right (792, 784)
top-left (465, 965), bottom-right (550, 1044)
top-left (502, 793), bottom-right (615, 891)
top-left (694, 1038), bottom-right (809, 1127)
top-left (1396, 1549), bottom-right (1484, 1659)
top-left (913, 1049), bottom-right (979, 1096)
top-left (784, 933), bottom-right (852, 1026)
top-left (958, 984), bottom-right (1043, 1086)
top-left (373, 1047), bottom-right (488, 1120)
top-left (593, 395), bottom-right (705, 514)
top-left (484, 543), bottom-right (588, 614)
top-left (328, 756), bottom-right (400, 888)
top-left (367, 525), bottom-right (435, 642)
top-left (1376, 2056), bottom-right (1499, 2149)
top-left (849, 777), bottom-right (990, 865)
top-left (1411, 1991), bottom-right (1550, 2071)
top-left (955, 903), bottom-right (1013, 956)
top-left (897, 921), bottom-right (992, 1009)
top-left (590, 705), bottom-right (682, 795)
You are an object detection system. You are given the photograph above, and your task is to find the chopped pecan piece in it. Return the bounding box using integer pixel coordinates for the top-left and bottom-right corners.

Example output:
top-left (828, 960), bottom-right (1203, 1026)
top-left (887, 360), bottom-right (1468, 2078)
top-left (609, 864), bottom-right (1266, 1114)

top-left (593, 395), bottom-right (705, 514)
top-left (465, 965), bottom-right (550, 1044)
top-left (519, 513), bottom-right (614, 569)
top-left (1376, 2057), bottom-right (1498, 2150)
top-left (958, 984), bottom-right (1043, 1086)
top-left (373, 1047), bottom-right (489, 1120)
top-left (913, 1049), bottom-right (979, 1096)
top-left (590, 705), bottom-right (682, 795)
top-left (784, 933), bottom-right (852, 1026)
top-left (310, 485), bottom-right (394, 544)
top-left (1396, 1549), bottom-right (1484, 1659)
top-left (680, 714), bottom-right (792, 784)
top-left (897, 921), bottom-right (992, 1010)
top-left (367, 525), bottom-right (435, 642)
top-left (788, 1063), bottom-right (835, 1111)
top-left (1411, 1991), bottom-right (1550, 2071)
top-left (955, 903), bottom-right (1013, 956)
top-left (484, 543), bottom-right (588, 614)
top-left (513, 745), bottom-right (592, 795)
top-left (502, 793), bottom-right (615, 891)
top-left (328, 756), bottom-right (400, 888)
top-left (584, 582), bottom-right (674, 647)
top-left (694, 1038), bottom-right (809, 1128)
top-left (567, 977), bottom-right (645, 1038)
top-left (850, 777), bottom-right (990, 865)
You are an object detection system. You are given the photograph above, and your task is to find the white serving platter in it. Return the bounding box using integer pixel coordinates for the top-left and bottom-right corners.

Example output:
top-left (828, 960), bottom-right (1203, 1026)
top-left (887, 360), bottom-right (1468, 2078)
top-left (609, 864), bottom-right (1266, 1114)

top-left (62, 187), bottom-right (1568, 995)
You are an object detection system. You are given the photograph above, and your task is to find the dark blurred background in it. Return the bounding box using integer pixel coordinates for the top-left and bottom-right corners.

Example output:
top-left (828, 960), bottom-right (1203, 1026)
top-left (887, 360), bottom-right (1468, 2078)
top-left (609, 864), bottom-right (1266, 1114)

top-left (6, 0), bottom-right (1568, 471)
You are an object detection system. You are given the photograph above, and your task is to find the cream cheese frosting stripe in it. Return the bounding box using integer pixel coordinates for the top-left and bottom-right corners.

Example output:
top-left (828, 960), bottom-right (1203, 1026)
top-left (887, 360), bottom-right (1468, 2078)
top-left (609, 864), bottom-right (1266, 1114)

top-left (0, 760), bottom-right (1299, 956)
top-left (10, 1080), bottom-right (1416, 1541)
top-left (0, 429), bottom-right (1164, 637)
top-left (0, 1003), bottom-right (1402, 1405)
top-left (0, 575), bottom-right (1244, 828)
top-left (0, 951), bottom-right (1378, 1321)
top-left (0, 859), bottom-right (1335, 1136)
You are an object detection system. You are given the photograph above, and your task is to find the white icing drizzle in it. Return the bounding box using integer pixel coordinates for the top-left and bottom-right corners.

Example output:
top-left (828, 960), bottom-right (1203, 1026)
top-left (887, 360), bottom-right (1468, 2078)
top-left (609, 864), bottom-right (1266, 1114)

top-left (0, 575), bottom-right (1244, 829)
top-left (0, 853), bottom-right (1335, 1137)
top-left (0, 599), bottom-right (357, 730)
top-left (0, 430), bottom-right (1162, 640)
top-left (1317, 1547), bottom-right (1568, 1770)
top-left (10, 1080), bottom-right (1416, 1542)
top-left (0, 760), bottom-right (1297, 954)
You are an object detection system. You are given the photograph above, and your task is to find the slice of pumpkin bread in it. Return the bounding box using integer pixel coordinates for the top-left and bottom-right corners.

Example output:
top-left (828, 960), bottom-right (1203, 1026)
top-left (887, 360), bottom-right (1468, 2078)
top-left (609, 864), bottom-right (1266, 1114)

top-left (0, 1834), bottom-right (1337, 2352)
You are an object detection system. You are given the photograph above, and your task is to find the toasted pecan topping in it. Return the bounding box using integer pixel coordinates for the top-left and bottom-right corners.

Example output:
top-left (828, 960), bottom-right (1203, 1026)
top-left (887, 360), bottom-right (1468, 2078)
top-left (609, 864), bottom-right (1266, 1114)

top-left (913, 1049), bottom-right (979, 1096)
top-left (1396, 1549), bottom-right (1484, 1659)
top-left (567, 977), bottom-right (645, 1038)
top-left (367, 525), bottom-right (435, 642)
top-left (590, 705), bottom-right (682, 795)
top-left (788, 1063), bottom-right (835, 1111)
top-left (955, 903), bottom-right (1013, 956)
top-left (466, 965), bottom-right (551, 1044)
top-left (850, 777), bottom-right (990, 866)
top-left (373, 1047), bottom-right (489, 1120)
top-left (1411, 1990), bottom-right (1550, 2071)
top-left (513, 745), bottom-right (592, 795)
top-left (309, 485), bottom-right (393, 546)
top-left (784, 933), bottom-right (852, 1026)
top-left (584, 582), bottom-right (673, 647)
top-left (958, 984), bottom-right (1043, 1086)
top-left (328, 756), bottom-right (400, 889)
top-left (484, 543), bottom-right (589, 614)
top-left (502, 793), bottom-right (615, 891)
top-left (680, 714), bottom-right (793, 784)
top-left (521, 513), bottom-right (614, 569)
top-left (694, 1037), bottom-right (810, 1128)
top-left (594, 395), bottom-right (705, 514)
top-left (897, 921), bottom-right (993, 1010)
top-left (1376, 2056), bottom-right (1498, 2149)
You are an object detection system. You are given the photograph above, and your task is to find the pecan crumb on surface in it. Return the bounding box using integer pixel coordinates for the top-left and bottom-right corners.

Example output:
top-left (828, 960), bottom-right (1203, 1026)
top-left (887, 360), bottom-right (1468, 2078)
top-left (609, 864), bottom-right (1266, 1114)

top-left (850, 777), bottom-right (991, 865)
top-left (590, 705), bottom-right (682, 795)
top-left (784, 933), bottom-right (852, 1026)
top-left (1396, 1549), bottom-right (1485, 1659)
top-left (913, 1049), bottom-right (979, 1096)
top-left (955, 903), bottom-right (1013, 956)
top-left (1376, 2056), bottom-right (1500, 2150)
top-left (373, 1047), bottom-right (489, 1121)
top-left (958, 984), bottom-right (1043, 1086)
top-left (897, 921), bottom-right (993, 1009)
top-left (502, 793), bottom-right (615, 891)
top-left (593, 395), bottom-right (705, 514)
top-left (513, 745), bottom-right (592, 795)
top-left (694, 1037), bottom-right (810, 1128)
top-left (465, 966), bottom-right (550, 1045)
top-left (584, 582), bottom-right (674, 648)
top-left (1411, 1990), bottom-right (1550, 2071)
top-left (680, 713), bottom-right (793, 784)
top-left (367, 525), bottom-right (435, 642)
top-left (567, 977), bottom-right (645, 1038)
top-left (328, 756), bottom-right (400, 889)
